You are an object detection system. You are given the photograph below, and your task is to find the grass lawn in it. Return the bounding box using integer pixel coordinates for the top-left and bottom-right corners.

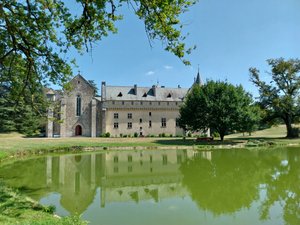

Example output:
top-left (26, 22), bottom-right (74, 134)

top-left (1, 125), bottom-right (300, 162)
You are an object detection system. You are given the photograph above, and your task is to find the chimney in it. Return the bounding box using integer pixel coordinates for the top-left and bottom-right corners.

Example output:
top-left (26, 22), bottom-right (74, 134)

top-left (152, 85), bottom-right (156, 96)
top-left (101, 81), bottom-right (106, 101)
top-left (134, 84), bottom-right (137, 95)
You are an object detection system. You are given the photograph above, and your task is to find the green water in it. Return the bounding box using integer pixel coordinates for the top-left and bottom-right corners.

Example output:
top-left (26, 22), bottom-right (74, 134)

top-left (0, 148), bottom-right (299, 225)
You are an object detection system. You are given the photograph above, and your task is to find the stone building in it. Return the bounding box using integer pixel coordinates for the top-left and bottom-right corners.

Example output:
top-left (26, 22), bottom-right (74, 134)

top-left (46, 73), bottom-right (201, 137)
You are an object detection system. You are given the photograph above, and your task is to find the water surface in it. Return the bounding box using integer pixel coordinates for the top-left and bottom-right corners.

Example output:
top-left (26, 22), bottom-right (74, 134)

top-left (0, 148), bottom-right (299, 225)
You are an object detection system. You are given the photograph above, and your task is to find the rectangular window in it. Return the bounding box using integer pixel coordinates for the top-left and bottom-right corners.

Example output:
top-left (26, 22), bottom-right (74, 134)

top-left (149, 120), bottom-right (152, 128)
top-left (114, 113), bottom-right (118, 119)
top-left (112, 101), bottom-right (115, 105)
top-left (161, 118), bottom-right (166, 128)
top-left (149, 112), bottom-right (152, 116)
top-left (128, 113), bottom-right (132, 119)
top-left (139, 118), bottom-right (142, 123)
top-left (167, 102), bottom-right (169, 105)
top-left (150, 155), bottom-right (153, 163)
top-left (131, 101), bottom-right (134, 105)
top-left (114, 122), bottom-right (119, 129)
top-left (176, 118), bottom-right (180, 127)
top-left (149, 101), bottom-right (152, 105)
top-left (128, 122), bottom-right (132, 129)
top-left (128, 155), bottom-right (132, 162)
top-left (122, 101), bottom-right (125, 105)
top-left (140, 101), bottom-right (143, 105)
top-left (128, 166), bottom-right (133, 173)
top-left (158, 102), bottom-right (161, 105)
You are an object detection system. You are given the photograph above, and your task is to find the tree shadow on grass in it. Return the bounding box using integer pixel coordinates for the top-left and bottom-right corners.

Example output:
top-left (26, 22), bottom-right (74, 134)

top-left (229, 136), bottom-right (289, 141)
top-left (154, 138), bottom-right (244, 146)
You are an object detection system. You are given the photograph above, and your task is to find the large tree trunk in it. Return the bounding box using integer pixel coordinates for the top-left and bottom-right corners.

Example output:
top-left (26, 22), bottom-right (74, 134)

top-left (284, 115), bottom-right (297, 138)
top-left (219, 131), bottom-right (225, 141)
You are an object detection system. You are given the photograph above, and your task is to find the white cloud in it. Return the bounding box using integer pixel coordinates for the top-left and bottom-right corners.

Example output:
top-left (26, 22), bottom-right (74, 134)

top-left (164, 65), bottom-right (173, 70)
top-left (146, 70), bottom-right (155, 76)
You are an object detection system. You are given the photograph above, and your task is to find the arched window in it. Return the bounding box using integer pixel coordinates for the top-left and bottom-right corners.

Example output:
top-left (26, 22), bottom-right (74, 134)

top-left (76, 95), bottom-right (81, 116)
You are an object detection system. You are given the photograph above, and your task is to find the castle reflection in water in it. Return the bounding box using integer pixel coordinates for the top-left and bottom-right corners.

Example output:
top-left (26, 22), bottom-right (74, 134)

top-left (43, 149), bottom-right (211, 214)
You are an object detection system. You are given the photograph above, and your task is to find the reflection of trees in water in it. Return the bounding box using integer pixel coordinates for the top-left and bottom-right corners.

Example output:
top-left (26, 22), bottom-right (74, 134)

top-left (259, 149), bottom-right (300, 225)
top-left (180, 149), bottom-right (300, 225)
top-left (180, 150), bottom-right (261, 215)
top-left (0, 157), bottom-right (48, 200)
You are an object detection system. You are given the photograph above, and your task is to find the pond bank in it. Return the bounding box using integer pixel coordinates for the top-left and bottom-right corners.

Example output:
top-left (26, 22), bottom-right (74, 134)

top-left (0, 183), bottom-right (87, 225)
top-left (1, 136), bottom-right (300, 162)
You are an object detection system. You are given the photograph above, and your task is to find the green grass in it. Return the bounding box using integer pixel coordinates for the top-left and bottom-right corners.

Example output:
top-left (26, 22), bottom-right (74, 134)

top-left (1, 125), bottom-right (300, 161)
top-left (227, 125), bottom-right (288, 139)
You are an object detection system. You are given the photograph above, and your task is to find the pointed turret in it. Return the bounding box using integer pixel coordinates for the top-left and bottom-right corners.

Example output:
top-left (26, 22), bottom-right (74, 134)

top-left (194, 65), bottom-right (202, 86)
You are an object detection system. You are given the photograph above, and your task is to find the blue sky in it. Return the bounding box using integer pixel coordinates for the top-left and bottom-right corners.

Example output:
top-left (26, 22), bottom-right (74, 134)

top-left (66, 0), bottom-right (300, 97)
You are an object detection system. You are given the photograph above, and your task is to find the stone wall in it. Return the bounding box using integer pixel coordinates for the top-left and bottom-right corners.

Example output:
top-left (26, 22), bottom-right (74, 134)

top-left (105, 104), bottom-right (184, 137)
top-left (60, 75), bottom-right (95, 137)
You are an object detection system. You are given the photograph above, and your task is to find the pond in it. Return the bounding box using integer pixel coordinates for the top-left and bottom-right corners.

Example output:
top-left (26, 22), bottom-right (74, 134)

top-left (0, 148), bottom-right (299, 225)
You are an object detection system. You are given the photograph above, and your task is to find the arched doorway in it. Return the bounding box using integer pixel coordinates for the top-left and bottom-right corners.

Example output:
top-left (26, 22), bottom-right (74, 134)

top-left (75, 125), bottom-right (82, 136)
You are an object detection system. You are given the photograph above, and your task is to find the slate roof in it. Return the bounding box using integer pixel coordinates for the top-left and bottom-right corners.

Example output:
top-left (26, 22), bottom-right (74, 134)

top-left (105, 85), bottom-right (188, 101)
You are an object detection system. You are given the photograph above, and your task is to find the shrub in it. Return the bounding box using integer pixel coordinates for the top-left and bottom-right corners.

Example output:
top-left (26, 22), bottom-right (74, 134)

top-left (187, 132), bottom-right (192, 137)
top-left (161, 133), bottom-right (166, 137)
top-left (212, 132), bottom-right (220, 138)
top-left (170, 134), bottom-right (173, 137)
top-left (105, 132), bottom-right (110, 137)
top-left (120, 133), bottom-right (123, 138)
top-left (134, 132), bottom-right (138, 137)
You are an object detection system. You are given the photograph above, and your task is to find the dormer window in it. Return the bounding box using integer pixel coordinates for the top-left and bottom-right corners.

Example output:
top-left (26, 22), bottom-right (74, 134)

top-left (143, 92), bottom-right (147, 97)
top-left (117, 92), bottom-right (123, 97)
top-left (167, 93), bottom-right (172, 98)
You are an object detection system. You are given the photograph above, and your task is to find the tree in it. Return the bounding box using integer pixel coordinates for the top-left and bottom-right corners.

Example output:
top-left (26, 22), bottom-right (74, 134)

top-left (179, 81), bottom-right (254, 141)
top-left (250, 58), bottom-right (300, 138)
top-left (0, 0), bottom-right (196, 102)
top-left (238, 103), bottom-right (262, 136)
top-left (88, 80), bottom-right (99, 96)
top-left (0, 55), bottom-right (47, 135)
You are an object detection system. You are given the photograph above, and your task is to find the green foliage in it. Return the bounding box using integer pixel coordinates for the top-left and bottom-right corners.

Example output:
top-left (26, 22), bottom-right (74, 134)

top-left (88, 80), bottom-right (99, 96)
top-left (238, 103), bottom-right (262, 136)
top-left (134, 132), bottom-right (138, 137)
top-left (0, 71), bottom-right (47, 135)
top-left (0, 0), bottom-right (196, 104)
top-left (179, 81), bottom-right (254, 141)
top-left (250, 58), bottom-right (300, 138)
top-left (158, 133), bottom-right (167, 137)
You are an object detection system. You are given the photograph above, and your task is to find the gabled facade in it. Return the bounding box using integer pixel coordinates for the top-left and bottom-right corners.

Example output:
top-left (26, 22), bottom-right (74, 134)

top-left (46, 74), bottom-right (199, 137)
